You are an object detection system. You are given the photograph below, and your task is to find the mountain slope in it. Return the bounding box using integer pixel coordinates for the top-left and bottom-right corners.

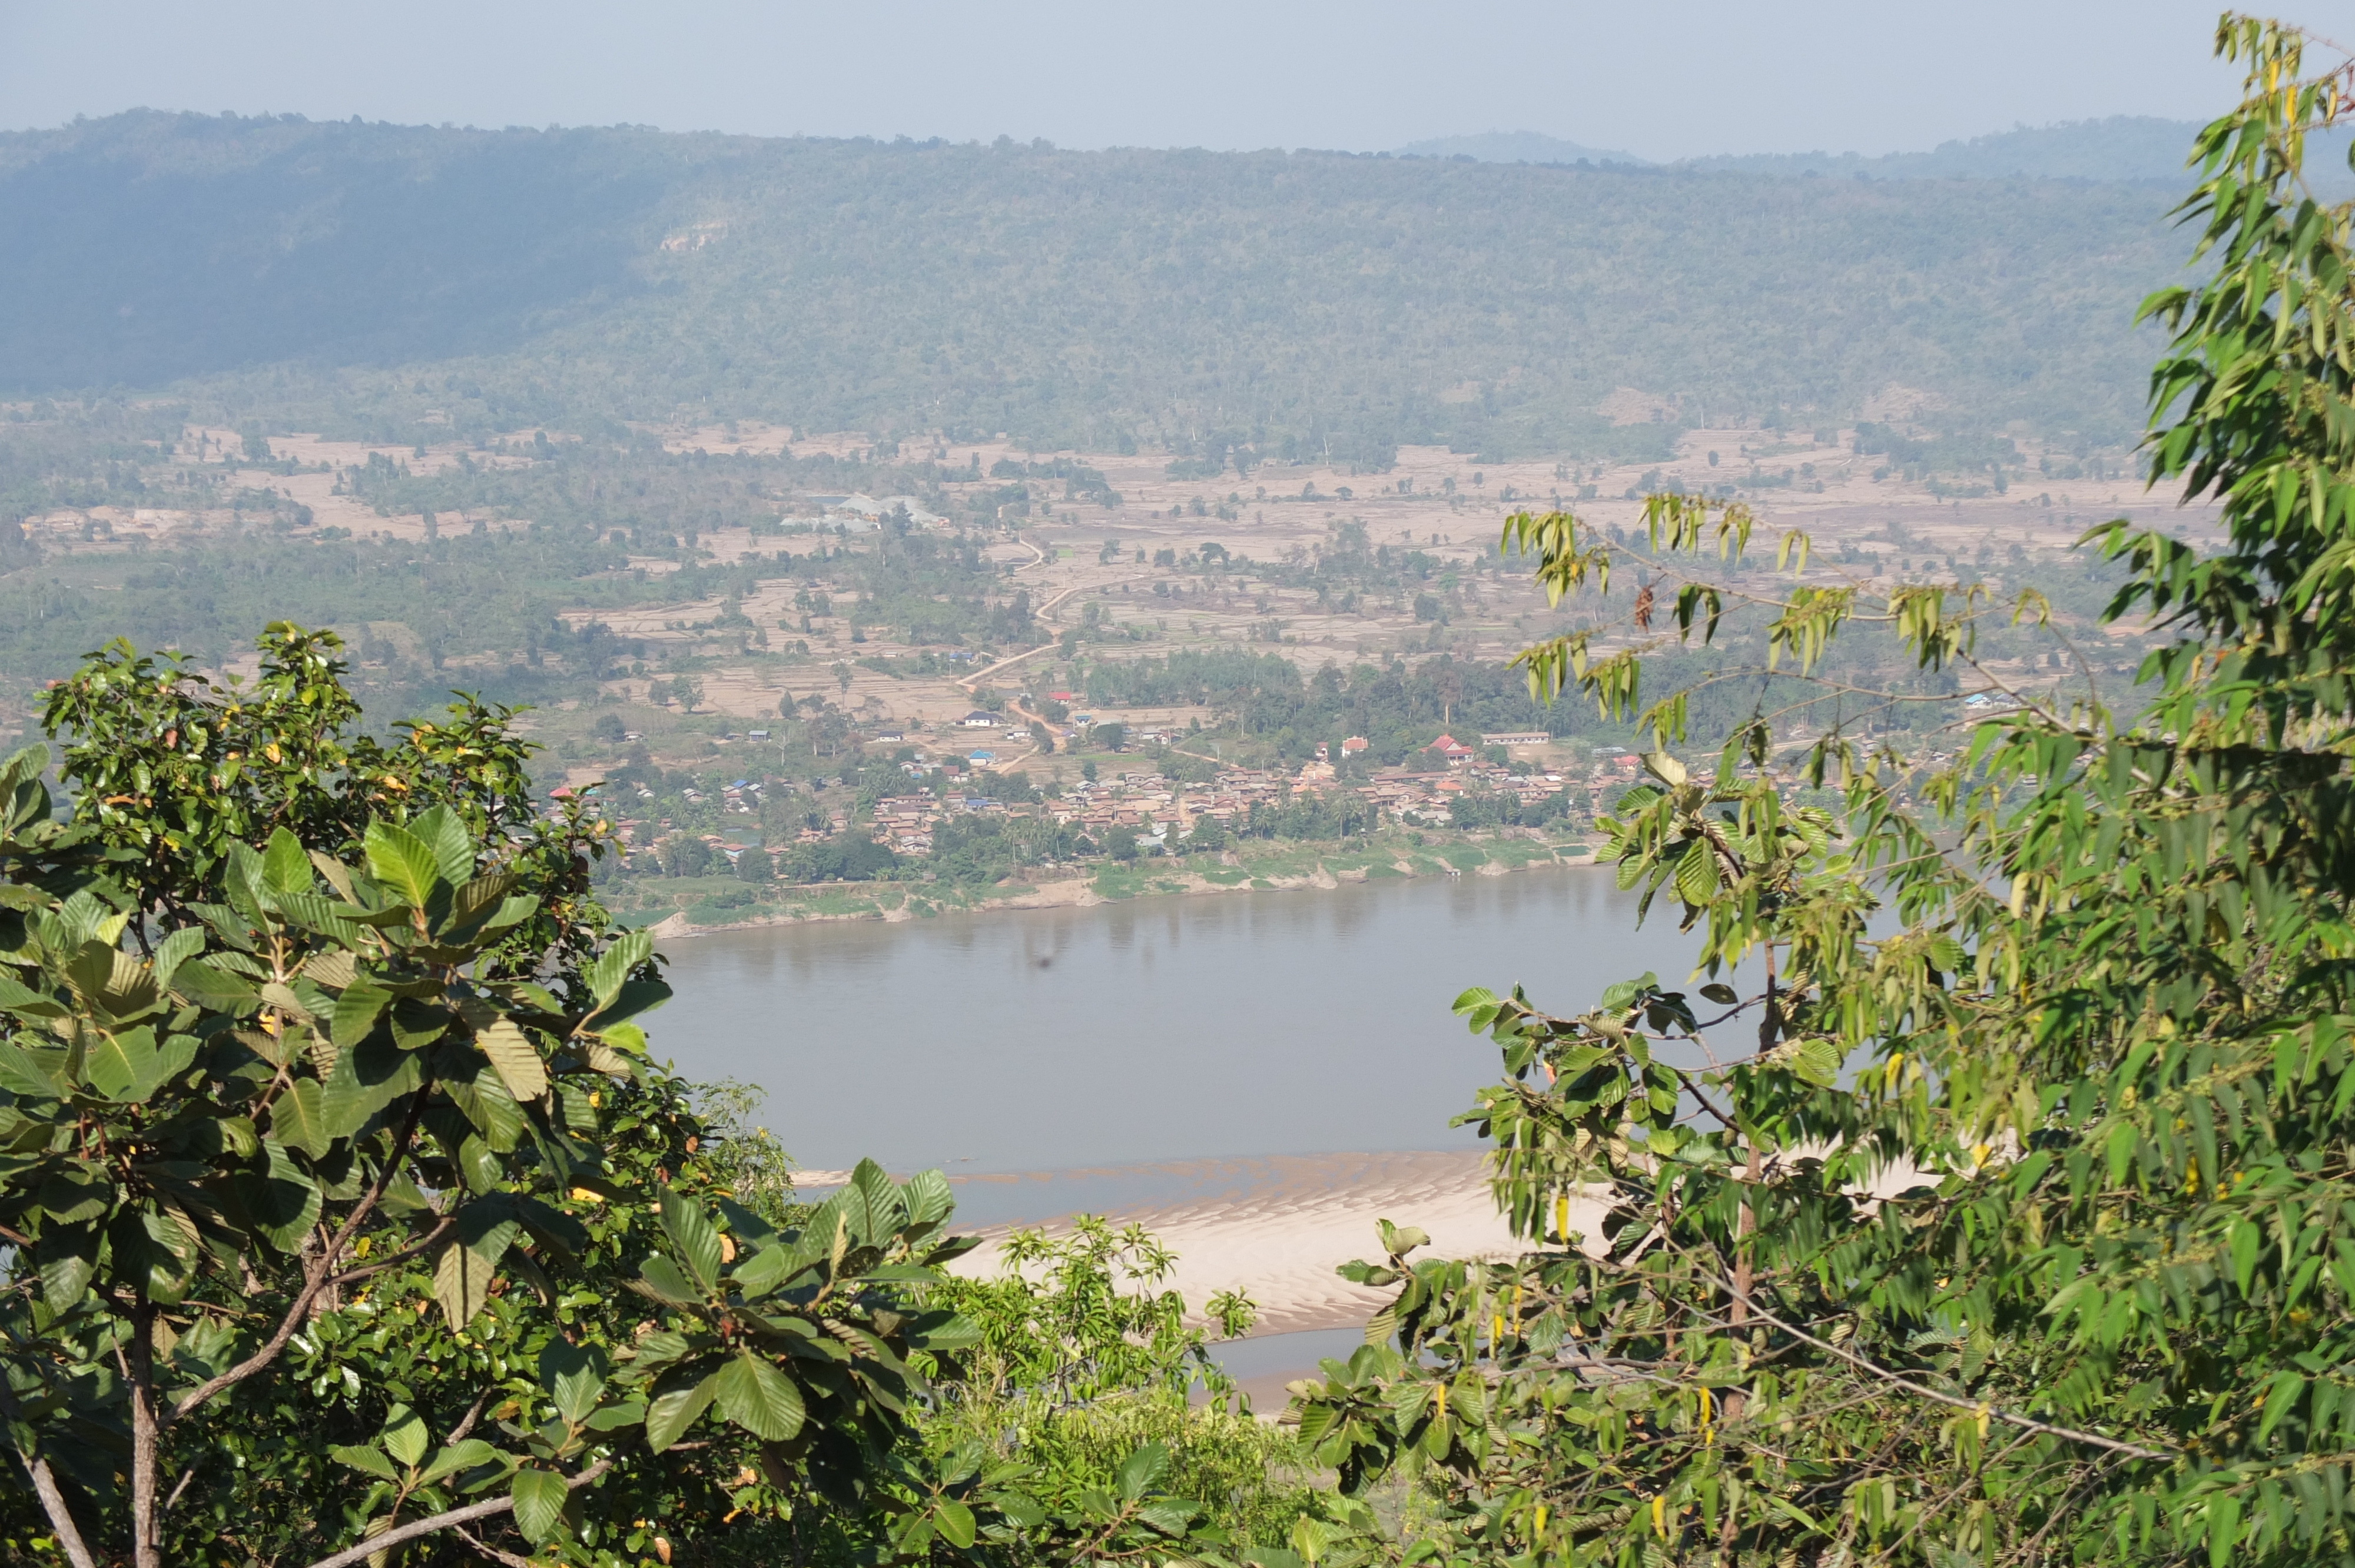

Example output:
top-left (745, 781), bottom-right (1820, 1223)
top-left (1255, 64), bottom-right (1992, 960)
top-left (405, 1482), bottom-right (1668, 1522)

top-left (0, 112), bottom-right (2191, 457)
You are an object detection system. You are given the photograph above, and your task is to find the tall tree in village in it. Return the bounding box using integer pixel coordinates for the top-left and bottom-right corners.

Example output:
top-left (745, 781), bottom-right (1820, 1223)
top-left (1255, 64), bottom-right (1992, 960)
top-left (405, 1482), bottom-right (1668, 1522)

top-left (1298, 14), bottom-right (2355, 1566)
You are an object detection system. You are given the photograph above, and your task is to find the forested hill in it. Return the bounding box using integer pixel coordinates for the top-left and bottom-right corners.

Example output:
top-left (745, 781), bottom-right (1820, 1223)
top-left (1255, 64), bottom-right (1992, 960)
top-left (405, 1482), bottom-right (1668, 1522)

top-left (1, 111), bottom-right (2196, 458)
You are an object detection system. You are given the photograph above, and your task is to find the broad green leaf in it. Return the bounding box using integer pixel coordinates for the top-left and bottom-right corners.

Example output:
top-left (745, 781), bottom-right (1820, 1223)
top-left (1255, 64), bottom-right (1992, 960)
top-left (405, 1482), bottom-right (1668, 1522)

top-left (0, 972), bottom-right (65, 1021)
top-left (713, 1349), bottom-right (805, 1441)
top-left (538, 1339), bottom-right (606, 1426)
top-left (586, 977), bottom-right (669, 1031)
top-left (635, 1255), bottom-right (703, 1307)
top-left (0, 1041), bottom-right (64, 1098)
top-left (1800, 1038), bottom-right (1843, 1086)
top-left (455, 1204), bottom-right (523, 1273)
top-left (320, 1035), bottom-right (420, 1138)
top-left (448, 871), bottom-right (522, 935)
top-left (68, 943), bottom-right (157, 1023)
top-left (388, 996), bottom-right (449, 1052)
top-left (434, 1235), bottom-right (497, 1330)
top-left (645, 1375), bottom-right (717, 1453)
top-left (2208, 1492), bottom-right (2241, 1568)
top-left (587, 1029), bottom-right (644, 1067)
top-left (659, 1186), bottom-right (725, 1293)
top-left (83, 1025), bottom-right (162, 1102)
top-left (38, 1243), bottom-right (94, 1313)
top-left (446, 1063), bottom-right (525, 1152)
top-left (1115, 1441), bottom-right (1171, 1500)
top-left (380, 1404), bottom-right (428, 1467)
top-left (151, 925), bottom-right (205, 989)
top-left (2231, 1218), bottom-right (2264, 1295)
top-left (276, 891), bottom-right (367, 944)
top-left (260, 826), bottom-right (310, 895)
top-left (418, 1439), bottom-right (499, 1485)
top-left (412, 804), bottom-right (476, 889)
top-left (934, 1499), bottom-right (977, 1549)
top-left (731, 1243), bottom-right (798, 1300)
top-left (309, 849), bottom-right (360, 902)
top-left (364, 820), bottom-right (442, 908)
top-left (510, 1467), bottom-right (569, 1546)
top-left (272, 1079), bottom-right (333, 1158)
top-left (170, 956), bottom-right (258, 1011)
top-left (228, 1140), bottom-right (323, 1253)
top-left (503, 1197), bottom-right (586, 1265)
top-left (901, 1168), bottom-right (954, 1231)
top-left (583, 930), bottom-right (652, 1012)
top-left (330, 1443), bottom-right (399, 1481)
top-left (1137, 1499), bottom-right (1198, 1536)
top-left (115, 1207), bottom-right (198, 1304)
top-left (476, 1016), bottom-right (549, 1102)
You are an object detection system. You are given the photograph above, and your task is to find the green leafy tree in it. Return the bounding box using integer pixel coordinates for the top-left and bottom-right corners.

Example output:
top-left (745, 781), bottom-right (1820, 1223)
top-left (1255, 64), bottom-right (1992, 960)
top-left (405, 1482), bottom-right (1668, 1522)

top-left (1296, 18), bottom-right (2355, 1566)
top-left (0, 626), bottom-right (979, 1568)
top-left (919, 1218), bottom-right (1335, 1554)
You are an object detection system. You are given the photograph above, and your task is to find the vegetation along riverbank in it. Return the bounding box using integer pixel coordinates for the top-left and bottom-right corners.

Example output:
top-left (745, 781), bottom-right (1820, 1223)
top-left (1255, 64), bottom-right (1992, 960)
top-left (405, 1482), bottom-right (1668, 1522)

top-left (633, 829), bottom-right (1596, 934)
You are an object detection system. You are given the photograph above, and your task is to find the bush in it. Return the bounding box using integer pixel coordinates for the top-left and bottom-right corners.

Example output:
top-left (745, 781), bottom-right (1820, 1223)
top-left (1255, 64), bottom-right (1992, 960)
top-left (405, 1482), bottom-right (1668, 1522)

top-left (784, 836), bottom-right (900, 882)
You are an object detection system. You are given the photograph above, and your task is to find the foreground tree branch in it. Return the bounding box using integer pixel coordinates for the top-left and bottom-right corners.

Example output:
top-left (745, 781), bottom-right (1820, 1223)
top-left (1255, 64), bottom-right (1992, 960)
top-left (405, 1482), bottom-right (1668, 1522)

top-left (298, 1455), bottom-right (617, 1568)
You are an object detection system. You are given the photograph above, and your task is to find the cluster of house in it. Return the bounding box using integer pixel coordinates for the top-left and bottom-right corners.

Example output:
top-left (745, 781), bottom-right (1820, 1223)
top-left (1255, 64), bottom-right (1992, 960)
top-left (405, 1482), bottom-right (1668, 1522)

top-left (1351, 762), bottom-right (1581, 825)
top-left (663, 777), bottom-right (767, 815)
top-left (576, 729), bottom-right (1640, 876)
top-left (858, 743), bottom-right (1604, 856)
top-left (781, 494), bottom-right (950, 531)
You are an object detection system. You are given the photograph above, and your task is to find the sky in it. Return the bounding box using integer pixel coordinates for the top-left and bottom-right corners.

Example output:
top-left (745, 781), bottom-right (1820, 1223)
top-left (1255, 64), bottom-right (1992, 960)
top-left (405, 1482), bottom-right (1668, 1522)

top-left (1, 0), bottom-right (2255, 161)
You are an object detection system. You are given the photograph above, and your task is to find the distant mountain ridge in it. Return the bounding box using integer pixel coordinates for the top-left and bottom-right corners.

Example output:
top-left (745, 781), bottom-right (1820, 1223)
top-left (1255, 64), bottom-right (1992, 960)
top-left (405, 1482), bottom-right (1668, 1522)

top-left (1394, 131), bottom-right (1649, 167)
top-left (1399, 117), bottom-right (2232, 187)
top-left (1687, 117), bottom-right (2208, 184)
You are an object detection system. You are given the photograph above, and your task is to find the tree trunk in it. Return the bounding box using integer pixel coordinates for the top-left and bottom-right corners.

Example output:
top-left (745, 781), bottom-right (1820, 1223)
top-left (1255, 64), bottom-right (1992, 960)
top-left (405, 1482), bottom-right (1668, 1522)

top-left (129, 1297), bottom-right (161, 1568)
top-left (0, 1373), bottom-right (98, 1568)
top-left (1719, 946), bottom-right (1778, 1563)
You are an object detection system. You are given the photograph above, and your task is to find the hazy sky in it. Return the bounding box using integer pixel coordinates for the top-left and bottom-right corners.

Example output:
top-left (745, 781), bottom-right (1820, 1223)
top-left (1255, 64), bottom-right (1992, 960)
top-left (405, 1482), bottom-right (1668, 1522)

top-left (2, 1), bottom-right (2253, 161)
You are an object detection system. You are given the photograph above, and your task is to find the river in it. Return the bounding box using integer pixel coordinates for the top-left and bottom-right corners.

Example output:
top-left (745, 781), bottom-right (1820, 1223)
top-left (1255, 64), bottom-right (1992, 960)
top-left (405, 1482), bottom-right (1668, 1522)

top-left (649, 863), bottom-right (1706, 1221)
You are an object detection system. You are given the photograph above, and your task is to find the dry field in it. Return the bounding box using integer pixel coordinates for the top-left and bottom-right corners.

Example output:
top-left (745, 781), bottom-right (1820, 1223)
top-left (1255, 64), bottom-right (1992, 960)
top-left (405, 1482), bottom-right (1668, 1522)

top-left (17, 419), bottom-right (2221, 763)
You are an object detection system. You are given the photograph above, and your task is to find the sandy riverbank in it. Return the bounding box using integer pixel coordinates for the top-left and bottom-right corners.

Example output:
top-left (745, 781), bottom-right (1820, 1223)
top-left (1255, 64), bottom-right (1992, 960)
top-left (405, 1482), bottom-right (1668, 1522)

top-left (797, 1150), bottom-right (1612, 1336)
top-left (954, 1150), bottom-right (1522, 1334)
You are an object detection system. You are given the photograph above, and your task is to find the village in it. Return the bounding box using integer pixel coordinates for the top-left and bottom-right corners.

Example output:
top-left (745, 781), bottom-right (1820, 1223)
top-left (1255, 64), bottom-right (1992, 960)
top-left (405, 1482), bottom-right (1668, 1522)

top-left (589, 721), bottom-right (1634, 882)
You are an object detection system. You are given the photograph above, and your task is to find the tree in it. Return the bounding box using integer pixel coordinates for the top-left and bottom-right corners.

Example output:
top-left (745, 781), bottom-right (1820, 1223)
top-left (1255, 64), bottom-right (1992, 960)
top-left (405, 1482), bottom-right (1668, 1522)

top-left (785, 836), bottom-right (899, 883)
top-left (661, 833), bottom-right (714, 877)
top-left (1298, 19), bottom-right (2355, 1566)
top-left (0, 627), bottom-right (975, 1568)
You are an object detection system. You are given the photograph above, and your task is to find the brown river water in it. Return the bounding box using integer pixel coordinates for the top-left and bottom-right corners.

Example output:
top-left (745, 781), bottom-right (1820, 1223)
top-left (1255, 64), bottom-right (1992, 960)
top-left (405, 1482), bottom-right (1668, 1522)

top-left (647, 863), bottom-right (1704, 1221)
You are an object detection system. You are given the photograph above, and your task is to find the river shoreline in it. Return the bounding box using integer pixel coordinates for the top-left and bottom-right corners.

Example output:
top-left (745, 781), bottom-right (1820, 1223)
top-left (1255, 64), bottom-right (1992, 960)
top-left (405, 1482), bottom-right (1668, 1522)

top-left (642, 832), bottom-right (1604, 939)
